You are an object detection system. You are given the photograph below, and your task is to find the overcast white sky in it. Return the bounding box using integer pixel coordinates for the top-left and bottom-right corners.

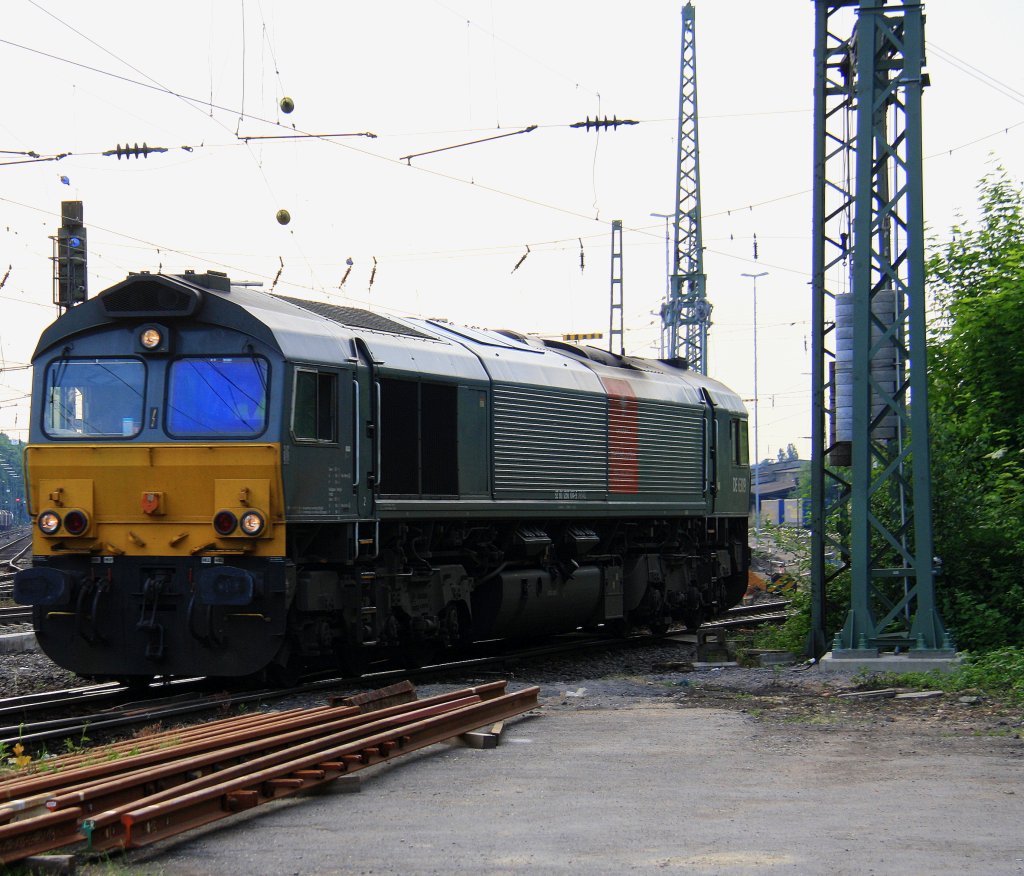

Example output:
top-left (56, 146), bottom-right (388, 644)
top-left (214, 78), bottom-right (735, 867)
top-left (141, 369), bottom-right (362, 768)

top-left (2, 1), bottom-right (1023, 460)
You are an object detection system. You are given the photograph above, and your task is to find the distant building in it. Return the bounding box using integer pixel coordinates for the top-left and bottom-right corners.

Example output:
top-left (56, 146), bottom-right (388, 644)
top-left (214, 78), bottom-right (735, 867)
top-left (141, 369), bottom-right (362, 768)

top-left (752, 457), bottom-right (808, 526)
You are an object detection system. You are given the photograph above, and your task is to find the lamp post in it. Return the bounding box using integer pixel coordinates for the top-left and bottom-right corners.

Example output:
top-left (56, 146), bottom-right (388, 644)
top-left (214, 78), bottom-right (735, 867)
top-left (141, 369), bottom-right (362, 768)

top-left (651, 212), bottom-right (673, 357)
top-left (741, 271), bottom-right (768, 539)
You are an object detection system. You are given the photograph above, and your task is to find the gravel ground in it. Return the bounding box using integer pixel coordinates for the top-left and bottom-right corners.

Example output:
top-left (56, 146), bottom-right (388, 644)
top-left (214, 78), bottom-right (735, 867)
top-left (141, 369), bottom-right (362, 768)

top-left (3, 642), bottom-right (1023, 874)
top-left (0, 649), bottom-right (82, 699)
top-left (87, 646), bottom-right (1024, 876)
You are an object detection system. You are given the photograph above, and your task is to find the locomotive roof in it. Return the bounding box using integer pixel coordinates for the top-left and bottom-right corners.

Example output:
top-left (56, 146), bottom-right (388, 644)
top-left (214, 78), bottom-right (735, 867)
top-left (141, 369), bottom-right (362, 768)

top-left (33, 271), bottom-right (746, 415)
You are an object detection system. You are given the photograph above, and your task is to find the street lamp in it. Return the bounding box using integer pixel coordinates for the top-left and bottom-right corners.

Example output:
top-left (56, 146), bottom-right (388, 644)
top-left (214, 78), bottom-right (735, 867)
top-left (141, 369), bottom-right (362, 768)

top-left (741, 271), bottom-right (768, 539)
top-left (651, 212), bottom-right (674, 357)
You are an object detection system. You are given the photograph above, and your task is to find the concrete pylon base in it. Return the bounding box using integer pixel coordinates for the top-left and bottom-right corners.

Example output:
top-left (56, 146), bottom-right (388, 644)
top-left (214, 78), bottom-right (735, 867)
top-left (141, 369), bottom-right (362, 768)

top-left (817, 651), bottom-right (961, 675)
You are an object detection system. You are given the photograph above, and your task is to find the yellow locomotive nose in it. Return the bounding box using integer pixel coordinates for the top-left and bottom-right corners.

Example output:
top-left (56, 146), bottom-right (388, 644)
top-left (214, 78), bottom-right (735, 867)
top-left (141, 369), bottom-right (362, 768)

top-left (27, 445), bottom-right (282, 558)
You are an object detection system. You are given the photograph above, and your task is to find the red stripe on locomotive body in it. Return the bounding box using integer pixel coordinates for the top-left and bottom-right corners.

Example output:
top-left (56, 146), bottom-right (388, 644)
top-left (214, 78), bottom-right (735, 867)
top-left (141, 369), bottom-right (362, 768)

top-left (601, 376), bottom-right (639, 494)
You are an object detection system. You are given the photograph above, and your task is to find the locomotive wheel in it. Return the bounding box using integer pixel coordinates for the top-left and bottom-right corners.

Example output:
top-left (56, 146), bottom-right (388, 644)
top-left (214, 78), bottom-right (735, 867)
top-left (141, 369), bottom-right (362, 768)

top-left (440, 601), bottom-right (473, 650)
top-left (266, 659), bottom-right (302, 689)
top-left (605, 617), bottom-right (631, 638)
top-left (680, 609), bottom-right (704, 632)
top-left (649, 617), bottom-right (671, 636)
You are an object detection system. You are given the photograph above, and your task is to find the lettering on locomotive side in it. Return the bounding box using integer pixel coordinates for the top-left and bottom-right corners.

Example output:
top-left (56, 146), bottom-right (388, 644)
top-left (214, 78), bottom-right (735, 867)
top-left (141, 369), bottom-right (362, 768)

top-left (732, 476), bottom-right (747, 493)
top-left (554, 490), bottom-right (587, 501)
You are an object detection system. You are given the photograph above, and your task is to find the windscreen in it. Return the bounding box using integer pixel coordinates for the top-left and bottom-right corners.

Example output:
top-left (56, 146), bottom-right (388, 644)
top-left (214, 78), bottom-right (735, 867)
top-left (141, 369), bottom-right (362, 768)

top-left (44, 358), bottom-right (146, 438)
top-left (166, 356), bottom-right (269, 436)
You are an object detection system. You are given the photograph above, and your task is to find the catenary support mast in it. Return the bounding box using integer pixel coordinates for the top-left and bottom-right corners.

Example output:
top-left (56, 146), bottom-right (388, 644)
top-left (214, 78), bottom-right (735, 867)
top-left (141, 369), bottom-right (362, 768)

top-left (660, 3), bottom-right (710, 372)
top-left (610, 220), bottom-right (624, 356)
top-left (809, 0), bottom-right (951, 658)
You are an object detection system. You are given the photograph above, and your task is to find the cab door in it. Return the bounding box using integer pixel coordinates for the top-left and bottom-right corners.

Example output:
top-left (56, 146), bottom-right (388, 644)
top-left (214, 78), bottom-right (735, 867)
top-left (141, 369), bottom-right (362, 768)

top-left (700, 388), bottom-right (718, 513)
top-left (287, 365), bottom-right (354, 520)
top-left (351, 338), bottom-right (378, 556)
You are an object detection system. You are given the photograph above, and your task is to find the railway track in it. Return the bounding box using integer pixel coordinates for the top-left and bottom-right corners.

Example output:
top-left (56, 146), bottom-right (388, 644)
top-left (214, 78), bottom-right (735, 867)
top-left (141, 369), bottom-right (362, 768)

top-left (0, 530), bottom-right (31, 602)
top-left (701, 599), bottom-right (791, 629)
top-left (0, 598), bottom-right (791, 751)
top-left (0, 605), bottom-right (31, 625)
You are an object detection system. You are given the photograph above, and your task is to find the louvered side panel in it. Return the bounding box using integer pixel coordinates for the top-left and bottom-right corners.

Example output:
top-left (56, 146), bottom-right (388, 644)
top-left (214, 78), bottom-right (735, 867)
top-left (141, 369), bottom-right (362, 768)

top-left (493, 385), bottom-right (607, 497)
top-left (638, 401), bottom-right (705, 496)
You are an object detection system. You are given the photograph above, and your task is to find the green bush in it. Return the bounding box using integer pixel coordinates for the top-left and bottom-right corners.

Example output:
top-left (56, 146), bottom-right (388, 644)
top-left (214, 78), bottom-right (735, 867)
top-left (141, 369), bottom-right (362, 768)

top-left (876, 647), bottom-right (1024, 703)
top-left (927, 167), bottom-right (1024, 651)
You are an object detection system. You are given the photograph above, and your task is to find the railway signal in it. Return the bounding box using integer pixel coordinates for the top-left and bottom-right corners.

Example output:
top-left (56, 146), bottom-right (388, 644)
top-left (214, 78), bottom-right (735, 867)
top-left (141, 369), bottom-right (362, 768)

top-left (54, 200), bottom-right (87, 310)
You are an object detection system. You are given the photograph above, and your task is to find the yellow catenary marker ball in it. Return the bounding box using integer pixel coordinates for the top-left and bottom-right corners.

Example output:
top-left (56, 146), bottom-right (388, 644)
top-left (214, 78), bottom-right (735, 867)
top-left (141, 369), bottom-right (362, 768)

top-left (280, 96), bottom-right (295, 114)
top-left (276, 209), bottom-right (291, 225)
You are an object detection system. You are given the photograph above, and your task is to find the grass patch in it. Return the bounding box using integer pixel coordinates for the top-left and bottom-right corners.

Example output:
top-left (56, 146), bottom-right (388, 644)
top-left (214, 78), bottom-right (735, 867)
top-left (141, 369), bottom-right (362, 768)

top-left (864, 647), bottom-right (1024, 703)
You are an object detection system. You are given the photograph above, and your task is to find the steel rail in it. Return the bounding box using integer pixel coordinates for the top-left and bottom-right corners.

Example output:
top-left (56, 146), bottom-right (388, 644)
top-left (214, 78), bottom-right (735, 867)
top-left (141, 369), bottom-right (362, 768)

top-left (0, 606), bottom-right (31, 624)
top-left (0, 707), bottom-right (328, 788)
top-left (700, 610), bottom-right (790, 630)
top-left (0, 531), bottom-right (31, 557)
top-left (727, 599), bottom-right (791, 617)
top-left (0, 683), bottom-right (127, 721)
top-left (0, 682), bottom-right (536, 864)
top-left (0, 707), bottom-right (333, 803)
top-left (69, 694), bottom-right (484, 850)
top-left (0, 679), bottom-right (214, 743)
top-left (115, 686), bottom-right (539, 850)
top-left (34, 685), bottom-right (502, 814)
top-left (0, 597), bottom-right (786, 752)
top-left (0, 532), bottom-right (32, 574)
top-left (0, 686), bottom-right (265, 749)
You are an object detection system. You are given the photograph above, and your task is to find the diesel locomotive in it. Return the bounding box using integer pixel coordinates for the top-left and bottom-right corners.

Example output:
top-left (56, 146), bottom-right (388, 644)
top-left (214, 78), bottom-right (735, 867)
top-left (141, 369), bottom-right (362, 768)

top-left (14, 270), bottom-right (751, 683)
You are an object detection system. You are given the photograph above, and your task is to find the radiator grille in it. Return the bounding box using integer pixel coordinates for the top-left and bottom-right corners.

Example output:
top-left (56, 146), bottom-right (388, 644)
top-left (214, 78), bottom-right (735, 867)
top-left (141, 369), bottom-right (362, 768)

top-left (493, 385), bottom-right (607, 495)
top-left (637, 401), bottom-right (705, 494)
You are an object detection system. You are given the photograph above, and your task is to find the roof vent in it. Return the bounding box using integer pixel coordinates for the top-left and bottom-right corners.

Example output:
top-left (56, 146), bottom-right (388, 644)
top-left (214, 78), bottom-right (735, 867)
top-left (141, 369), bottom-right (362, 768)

top-left (99, 274), bottom-right (204, 318)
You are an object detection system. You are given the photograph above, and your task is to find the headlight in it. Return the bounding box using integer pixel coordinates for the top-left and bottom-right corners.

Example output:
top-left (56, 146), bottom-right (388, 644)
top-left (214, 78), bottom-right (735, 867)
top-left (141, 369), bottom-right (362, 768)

top-left (62, 509), bottom-right (89, 536)
top-left (140, 327), bottom-right (163, 349)
top-left (38, 510), bottom-right (62, 535)
top-left (213, 510), bottom-right (238, 536)
top-left (239, 511), bottom-right (265, 536)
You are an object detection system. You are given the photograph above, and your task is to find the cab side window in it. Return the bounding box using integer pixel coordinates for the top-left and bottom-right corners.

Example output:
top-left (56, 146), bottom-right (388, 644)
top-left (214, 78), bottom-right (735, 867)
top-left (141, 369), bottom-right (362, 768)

top-left (730, 418), bottom-right (749, 467)
top-left (293, 369), bottom-right (337, 442)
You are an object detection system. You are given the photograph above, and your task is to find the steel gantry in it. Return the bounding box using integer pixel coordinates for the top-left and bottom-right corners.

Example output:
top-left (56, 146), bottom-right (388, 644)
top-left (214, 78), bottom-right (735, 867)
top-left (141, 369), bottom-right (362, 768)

top-left (660, 3), bottom-right (711, 373)
top-left (809, 0), bottom-right (952, 658)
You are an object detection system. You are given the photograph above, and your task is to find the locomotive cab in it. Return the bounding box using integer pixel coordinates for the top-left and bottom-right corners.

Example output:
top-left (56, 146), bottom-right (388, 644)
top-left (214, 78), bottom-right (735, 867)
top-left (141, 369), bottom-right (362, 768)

top-left (16, 272), bottom-right (294, 680)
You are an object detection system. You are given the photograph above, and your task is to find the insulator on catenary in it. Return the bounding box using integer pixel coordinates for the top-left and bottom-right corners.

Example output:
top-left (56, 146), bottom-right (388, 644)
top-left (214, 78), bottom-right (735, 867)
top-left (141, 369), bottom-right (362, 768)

top-left (569, 115), bottom-right (638, 132)
top-left (339, 257), bottom-right (354, 289)
top-left (103, 142), bottom-right (169, 160)
top-left (511, 245), bottom-right (531, 274)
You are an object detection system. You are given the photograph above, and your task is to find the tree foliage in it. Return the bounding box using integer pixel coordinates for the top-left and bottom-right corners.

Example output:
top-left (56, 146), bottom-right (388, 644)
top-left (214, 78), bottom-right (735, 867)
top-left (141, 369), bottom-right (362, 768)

top-left (927, 166), bottom-right (1024, 650)
top-left (0, 433), bottom-right (25, 521)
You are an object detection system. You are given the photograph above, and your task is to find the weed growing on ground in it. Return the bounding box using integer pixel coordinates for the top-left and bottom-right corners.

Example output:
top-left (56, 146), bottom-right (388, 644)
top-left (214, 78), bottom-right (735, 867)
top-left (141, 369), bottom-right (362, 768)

top-left (862, 647), bottom-right (1024, 703)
